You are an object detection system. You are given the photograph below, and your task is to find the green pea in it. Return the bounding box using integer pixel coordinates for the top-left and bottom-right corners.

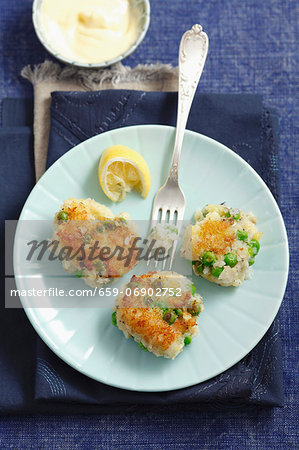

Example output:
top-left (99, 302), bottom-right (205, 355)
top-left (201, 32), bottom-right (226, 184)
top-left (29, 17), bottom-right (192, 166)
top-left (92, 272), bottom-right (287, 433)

top-left (163, 309), bottom-right (177, 324)
top-left (191, 284), bottom-right (196, 296)
top-left (174, 308), bottom-right (183, 317)
top-left (184, 336), bottom-right (192, 345)
top-left (187, 300), bottom-right (201, 316)
top-left (83, 233), bottom-right (92, 244)
top-left (224, 253), bottom-right (237, 267)
top-left (73, 270), bottom-right (83, 278)
top-left (57, 211), bottom-right (68, 221)
top-left (233, 213), bottom-right (240, 221)
top-left (138, 342), bottom-right (148, 352)
top-left (104, 221), bottom-right (117, 231)
top-left (248, 246), bottom-right (254, 257)
top-left (225, 211), bottom-right (231, 218)
top-left (249, 239), bottom-right (260, 255)
top-left (202, 251), bottom-right (216, 266)
top-left (94, 260), bottom-right (105, 274)
top-left (248, 257), bottom-right (255, 266)
top-left (237, 230), bottom-right (248, 241)
top-left (211, 266), bottom-right (224, 278)
top-left (192, 261), bottom-right (204, 274)
top-left (111, 311), bottom-right (117, 327)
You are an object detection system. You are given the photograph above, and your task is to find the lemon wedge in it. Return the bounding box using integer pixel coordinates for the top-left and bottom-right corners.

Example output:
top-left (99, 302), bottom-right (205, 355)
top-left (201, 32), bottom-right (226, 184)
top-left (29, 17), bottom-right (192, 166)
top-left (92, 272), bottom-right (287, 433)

top-left (98, 145), bottom-right (151, 202)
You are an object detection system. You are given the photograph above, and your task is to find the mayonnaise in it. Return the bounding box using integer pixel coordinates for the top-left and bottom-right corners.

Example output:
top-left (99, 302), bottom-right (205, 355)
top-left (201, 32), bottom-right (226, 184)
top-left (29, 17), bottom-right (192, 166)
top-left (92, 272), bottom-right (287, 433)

top-left (40, 0), bottom-right (141, 64)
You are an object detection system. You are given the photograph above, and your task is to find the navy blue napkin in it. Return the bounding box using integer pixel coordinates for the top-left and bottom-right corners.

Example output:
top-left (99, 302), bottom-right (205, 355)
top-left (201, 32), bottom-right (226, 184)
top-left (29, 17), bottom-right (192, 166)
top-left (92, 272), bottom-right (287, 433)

top-left (0, 100), bottom-right (36, 413)
top-left (1, 92), bottom-right (283, 413)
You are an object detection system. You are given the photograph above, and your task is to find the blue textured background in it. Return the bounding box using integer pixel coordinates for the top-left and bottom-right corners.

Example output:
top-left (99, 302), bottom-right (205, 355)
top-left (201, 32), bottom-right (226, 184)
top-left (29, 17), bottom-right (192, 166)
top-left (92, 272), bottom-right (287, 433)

top-left (0, 0), bottom-right (298, 448)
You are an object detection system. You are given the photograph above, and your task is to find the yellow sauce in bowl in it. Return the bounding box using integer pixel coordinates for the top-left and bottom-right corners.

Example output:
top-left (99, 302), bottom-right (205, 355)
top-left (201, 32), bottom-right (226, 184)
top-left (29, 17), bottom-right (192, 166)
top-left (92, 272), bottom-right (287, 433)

top-left (40, 0), bottom-right (141, 64)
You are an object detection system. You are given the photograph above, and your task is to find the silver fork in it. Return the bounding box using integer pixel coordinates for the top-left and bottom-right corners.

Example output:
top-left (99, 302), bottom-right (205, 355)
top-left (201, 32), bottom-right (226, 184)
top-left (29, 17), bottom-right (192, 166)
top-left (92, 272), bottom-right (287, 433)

top-left (148, 24), bottom-right (209, 270)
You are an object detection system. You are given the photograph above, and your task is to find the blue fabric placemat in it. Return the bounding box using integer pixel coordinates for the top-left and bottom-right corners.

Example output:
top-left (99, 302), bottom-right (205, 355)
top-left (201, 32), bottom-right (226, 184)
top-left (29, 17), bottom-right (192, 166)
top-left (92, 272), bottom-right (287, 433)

top-left (0, 0), bottom-right (297, 446)
top-left (1, 91), bottom-right (285, 413)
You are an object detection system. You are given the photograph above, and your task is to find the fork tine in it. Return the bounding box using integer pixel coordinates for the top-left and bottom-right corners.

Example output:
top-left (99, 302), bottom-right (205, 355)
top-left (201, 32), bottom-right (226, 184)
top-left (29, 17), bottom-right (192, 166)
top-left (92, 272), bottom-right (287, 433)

top-left (160, 208), bottom-right (168, 223)
top-left (168, 209), bottom-right (176, 224)
top-left (162, 246), bottom-right (168, 270)
top-left (168, 209), bottom-right (181, 270)
top-left (168, 239), bottom-right (178, 270)
top-left (162, 208), bottom-right (176, 270)
top-left (147, 206), bottom-right (164, 268)
top-left (155, 209), bottom-right (166, 271)
top-left (151, 205), bottom-right (160, 224)
top-left (146, 250), bottom-right (152, 267)
top-left (177, 209), bottom-right (185, 222)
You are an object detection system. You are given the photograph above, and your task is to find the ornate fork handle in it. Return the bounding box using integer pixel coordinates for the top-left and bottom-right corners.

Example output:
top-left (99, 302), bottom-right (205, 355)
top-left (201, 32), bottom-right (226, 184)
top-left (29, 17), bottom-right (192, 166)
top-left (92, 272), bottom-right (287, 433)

top-left (168, 24), bottom-right (209, 183)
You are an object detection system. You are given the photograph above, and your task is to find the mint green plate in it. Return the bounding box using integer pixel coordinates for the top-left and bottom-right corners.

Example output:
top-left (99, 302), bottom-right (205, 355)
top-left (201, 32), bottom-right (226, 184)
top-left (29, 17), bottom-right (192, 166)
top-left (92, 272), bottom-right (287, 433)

top-left (14, 125), bottom-right (289, 392)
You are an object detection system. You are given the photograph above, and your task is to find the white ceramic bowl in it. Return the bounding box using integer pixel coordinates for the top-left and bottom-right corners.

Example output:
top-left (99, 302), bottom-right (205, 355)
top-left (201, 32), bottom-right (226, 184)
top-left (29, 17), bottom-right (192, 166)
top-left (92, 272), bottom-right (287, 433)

top-left (32, 0), bottom-right (150, 68)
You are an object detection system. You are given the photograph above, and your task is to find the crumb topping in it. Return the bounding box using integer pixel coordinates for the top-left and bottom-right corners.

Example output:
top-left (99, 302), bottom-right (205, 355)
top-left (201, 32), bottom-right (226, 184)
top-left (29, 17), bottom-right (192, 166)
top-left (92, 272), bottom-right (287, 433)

top-left (194, 219), bottom-right (236, 256)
